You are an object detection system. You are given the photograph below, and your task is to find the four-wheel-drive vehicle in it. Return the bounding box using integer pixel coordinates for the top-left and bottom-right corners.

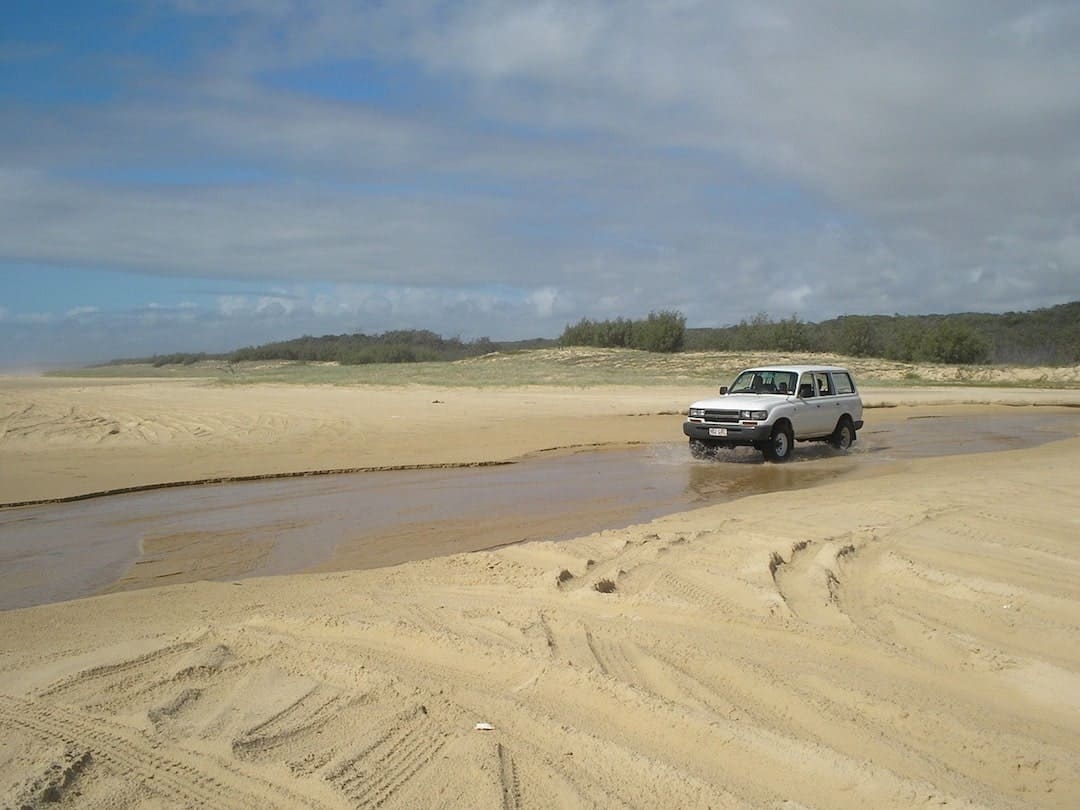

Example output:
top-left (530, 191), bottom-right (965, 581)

top-left (683, 365), bottom-right (864, 462)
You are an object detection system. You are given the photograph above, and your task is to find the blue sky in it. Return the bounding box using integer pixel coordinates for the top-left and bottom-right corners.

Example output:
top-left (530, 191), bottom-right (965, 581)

top-left (2, 1), bottom-right (1079, 368)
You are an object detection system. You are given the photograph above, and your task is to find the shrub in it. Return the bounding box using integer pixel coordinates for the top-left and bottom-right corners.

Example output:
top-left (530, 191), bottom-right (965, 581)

top-left (923, 322), bottom-right (991, 364)
top-left (560, 310), bottom-right (686, 353)
top-left (839, 316), bottom-right (881, 357)
top-left (632, 310), bottom-right (686, 352)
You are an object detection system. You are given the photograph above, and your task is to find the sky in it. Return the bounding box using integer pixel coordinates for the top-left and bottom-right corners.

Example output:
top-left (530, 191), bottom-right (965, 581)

top-left (2, 1), bottom-right (1079, 368)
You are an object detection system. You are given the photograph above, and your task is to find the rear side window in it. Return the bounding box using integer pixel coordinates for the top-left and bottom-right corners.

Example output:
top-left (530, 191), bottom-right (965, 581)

top-left (832, 372), bottom-right (855, 395)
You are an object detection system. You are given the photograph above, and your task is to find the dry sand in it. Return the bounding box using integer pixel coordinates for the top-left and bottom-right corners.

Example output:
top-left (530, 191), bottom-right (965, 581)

top-left (1, 375), bottom-right (1079, 808)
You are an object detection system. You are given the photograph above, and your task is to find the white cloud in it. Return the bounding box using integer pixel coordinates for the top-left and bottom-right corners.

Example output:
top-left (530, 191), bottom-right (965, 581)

top-left (254, 296), bottom-right (294, 316)
top-left (65, 306), bottom-right (99, 318)
top-left (528, 286), bottom-right (560, 319)
top-left (768, 284), bottom-right (813, 315)
top-left (15, 312), bottom-right (56, 325)
top-left (217, 296), bottom-right (248, 317)
top-left (429, 3), bottom-right (605, 80)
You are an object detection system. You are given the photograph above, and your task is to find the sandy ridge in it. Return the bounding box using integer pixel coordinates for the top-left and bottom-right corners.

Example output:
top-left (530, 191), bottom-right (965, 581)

top-left (0, 459), bottom-right (519, 510)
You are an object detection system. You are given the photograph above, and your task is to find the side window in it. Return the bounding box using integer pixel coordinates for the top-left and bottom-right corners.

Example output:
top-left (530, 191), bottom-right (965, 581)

top-left (814, 372), bottom-right (832, 396)
top-left (832, 372), bottom-right (854, 395)
top-left (797, 374), bottom-right (815, 398)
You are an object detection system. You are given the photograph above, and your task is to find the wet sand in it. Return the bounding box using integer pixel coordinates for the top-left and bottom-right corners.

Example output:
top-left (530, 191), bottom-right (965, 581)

top-left (2, 409), bottom-right (1077, 611)
top-left (2, 377), bottom-right (1079, 808)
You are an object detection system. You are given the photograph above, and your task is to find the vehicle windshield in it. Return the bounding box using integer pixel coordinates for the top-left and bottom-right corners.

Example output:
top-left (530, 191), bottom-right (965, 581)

top-left (728, 370), bottom-right (798, 395)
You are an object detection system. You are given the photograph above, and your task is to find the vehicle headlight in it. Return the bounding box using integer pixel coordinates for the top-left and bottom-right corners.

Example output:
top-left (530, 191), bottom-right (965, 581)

top-left (689, 408), bottom-right (705, 417)
top-left (740, 410), bottom-right (768, 420)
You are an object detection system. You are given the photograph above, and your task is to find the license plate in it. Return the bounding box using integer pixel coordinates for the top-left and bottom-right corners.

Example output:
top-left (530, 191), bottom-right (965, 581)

top-left (709, 427), bottom-right (727, 437)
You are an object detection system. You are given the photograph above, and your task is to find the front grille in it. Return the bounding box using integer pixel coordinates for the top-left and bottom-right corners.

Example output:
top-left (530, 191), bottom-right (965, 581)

top-left (702, 409), bottom-right (740, 424)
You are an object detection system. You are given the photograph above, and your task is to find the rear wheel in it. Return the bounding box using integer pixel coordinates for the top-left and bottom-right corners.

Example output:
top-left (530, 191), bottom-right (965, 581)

top-left (829, 417), bottom-right (855, 450)
top-left (763, 423), bottom-right (794, 462)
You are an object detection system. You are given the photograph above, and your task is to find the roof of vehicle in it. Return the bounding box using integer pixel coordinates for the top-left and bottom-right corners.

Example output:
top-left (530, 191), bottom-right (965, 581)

top-left (738, 365), bottom-right (852, 375)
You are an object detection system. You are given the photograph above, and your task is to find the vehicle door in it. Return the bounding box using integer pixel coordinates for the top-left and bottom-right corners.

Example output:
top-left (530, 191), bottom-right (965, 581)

top-left (811, 371), bottom-right (845, 436)
top-left (829, 370), bottom-right (862, 425)
top-left (793, 372), bottom-right (834, 437)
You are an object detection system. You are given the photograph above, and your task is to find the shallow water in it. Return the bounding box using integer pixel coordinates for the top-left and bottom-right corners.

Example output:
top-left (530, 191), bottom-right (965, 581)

top-left (1, 410), bottom-right (1076, 610)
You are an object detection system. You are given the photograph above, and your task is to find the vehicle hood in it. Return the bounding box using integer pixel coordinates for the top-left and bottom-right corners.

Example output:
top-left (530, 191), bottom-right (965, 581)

top-left (689, 393), bottom-right (792, 410)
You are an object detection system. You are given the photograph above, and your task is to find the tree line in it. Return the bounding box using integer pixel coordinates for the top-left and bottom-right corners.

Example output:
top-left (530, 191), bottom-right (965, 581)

top-left (106, 301), bottom-right (1079, 367)
top-left (106, 331), bottom-right (552, 367)
top-left (683, 302), bottom-right (1080, 365)
top-left (229, 330), bottom-right (498, 365)
top-left (559, 310), bottom-right (687, 353)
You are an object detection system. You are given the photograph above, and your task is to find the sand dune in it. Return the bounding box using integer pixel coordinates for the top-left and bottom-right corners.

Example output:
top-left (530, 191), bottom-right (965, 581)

top-left (1, 376), bottom-right (1079, 807)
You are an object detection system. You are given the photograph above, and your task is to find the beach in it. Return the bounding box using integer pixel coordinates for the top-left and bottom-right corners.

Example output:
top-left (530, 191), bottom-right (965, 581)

top-left (1, 372), bottom-right (1079, 807)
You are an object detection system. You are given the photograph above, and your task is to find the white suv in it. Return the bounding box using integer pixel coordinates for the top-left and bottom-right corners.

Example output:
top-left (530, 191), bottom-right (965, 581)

top-left (683, 365), bottom-right (864, 462)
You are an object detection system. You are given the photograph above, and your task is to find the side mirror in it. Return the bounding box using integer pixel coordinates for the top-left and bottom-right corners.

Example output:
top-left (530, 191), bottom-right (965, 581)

top-left (719, 386), bottom-right (728, 395)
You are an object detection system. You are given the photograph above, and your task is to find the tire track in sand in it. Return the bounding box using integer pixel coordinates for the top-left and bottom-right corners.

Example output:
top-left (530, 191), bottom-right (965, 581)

top-left (496, 741), bottom-right (522, 810)
top-left (0, 694), bottom-right (323, 809)
top-left (325, 704), bottom-right (449, 808)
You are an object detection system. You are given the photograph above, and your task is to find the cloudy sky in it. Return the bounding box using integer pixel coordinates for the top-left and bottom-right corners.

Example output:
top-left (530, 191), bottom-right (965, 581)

top-left (2, 1), bottom-right (1079, 368)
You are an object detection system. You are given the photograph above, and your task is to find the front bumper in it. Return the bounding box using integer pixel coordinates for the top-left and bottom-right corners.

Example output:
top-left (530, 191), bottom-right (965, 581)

top-left (683, 420), bottom-right (772, 445)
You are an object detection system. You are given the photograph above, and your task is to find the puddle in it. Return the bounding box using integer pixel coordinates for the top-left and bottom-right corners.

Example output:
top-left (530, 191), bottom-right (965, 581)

top-left (1, 409), bottom-right (1076, 611)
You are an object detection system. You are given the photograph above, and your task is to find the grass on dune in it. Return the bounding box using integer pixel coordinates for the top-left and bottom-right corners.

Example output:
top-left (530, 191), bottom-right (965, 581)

top-left (47, 347), bottom-right (1080, 389)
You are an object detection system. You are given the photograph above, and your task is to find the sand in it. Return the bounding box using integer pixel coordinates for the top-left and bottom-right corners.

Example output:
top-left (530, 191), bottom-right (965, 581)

top-left (1, 374), bottom-right (1079, 808)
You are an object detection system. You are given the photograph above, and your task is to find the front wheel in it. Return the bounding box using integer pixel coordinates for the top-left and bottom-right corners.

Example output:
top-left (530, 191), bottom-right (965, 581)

top-left (763, 423), bottom-right (794, 462)
top-left (829, 417), bottom-right (855, 450)
top-left (689, 438), bottom-right (710, 459)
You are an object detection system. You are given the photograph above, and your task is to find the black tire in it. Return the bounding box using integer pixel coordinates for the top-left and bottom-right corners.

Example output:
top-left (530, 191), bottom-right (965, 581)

top-left (763, 422), bottom-right (794, 462)
top-left (689, 438), bottom-right (710, 459)
top-left (829, 417), bottom-right (855, 450)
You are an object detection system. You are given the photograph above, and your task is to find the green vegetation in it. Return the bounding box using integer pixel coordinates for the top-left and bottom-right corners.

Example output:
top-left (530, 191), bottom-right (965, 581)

top-left (560, 310), bottom-right (686, 352)
top-left (231, 330), bottom-right (494, 364)
top-left (105, 331), bottom-right (557, 368)
top-left (49, 345), bottom-right (1080, 389)
top-left (74, 302), bottom-right (1079, 387)
top-left (685, 302), bottom-right (1080, 365)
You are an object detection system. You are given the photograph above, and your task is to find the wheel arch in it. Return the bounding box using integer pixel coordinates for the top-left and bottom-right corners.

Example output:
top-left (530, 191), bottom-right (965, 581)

top-left (772, 416), bottom-right (794, 434)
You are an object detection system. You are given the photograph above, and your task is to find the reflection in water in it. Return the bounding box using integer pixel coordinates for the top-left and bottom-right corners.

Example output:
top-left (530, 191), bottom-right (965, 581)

top-left (684, 455), bottom-right (851, 501)
top-left (0, 410), bottom-right (1076, 610)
